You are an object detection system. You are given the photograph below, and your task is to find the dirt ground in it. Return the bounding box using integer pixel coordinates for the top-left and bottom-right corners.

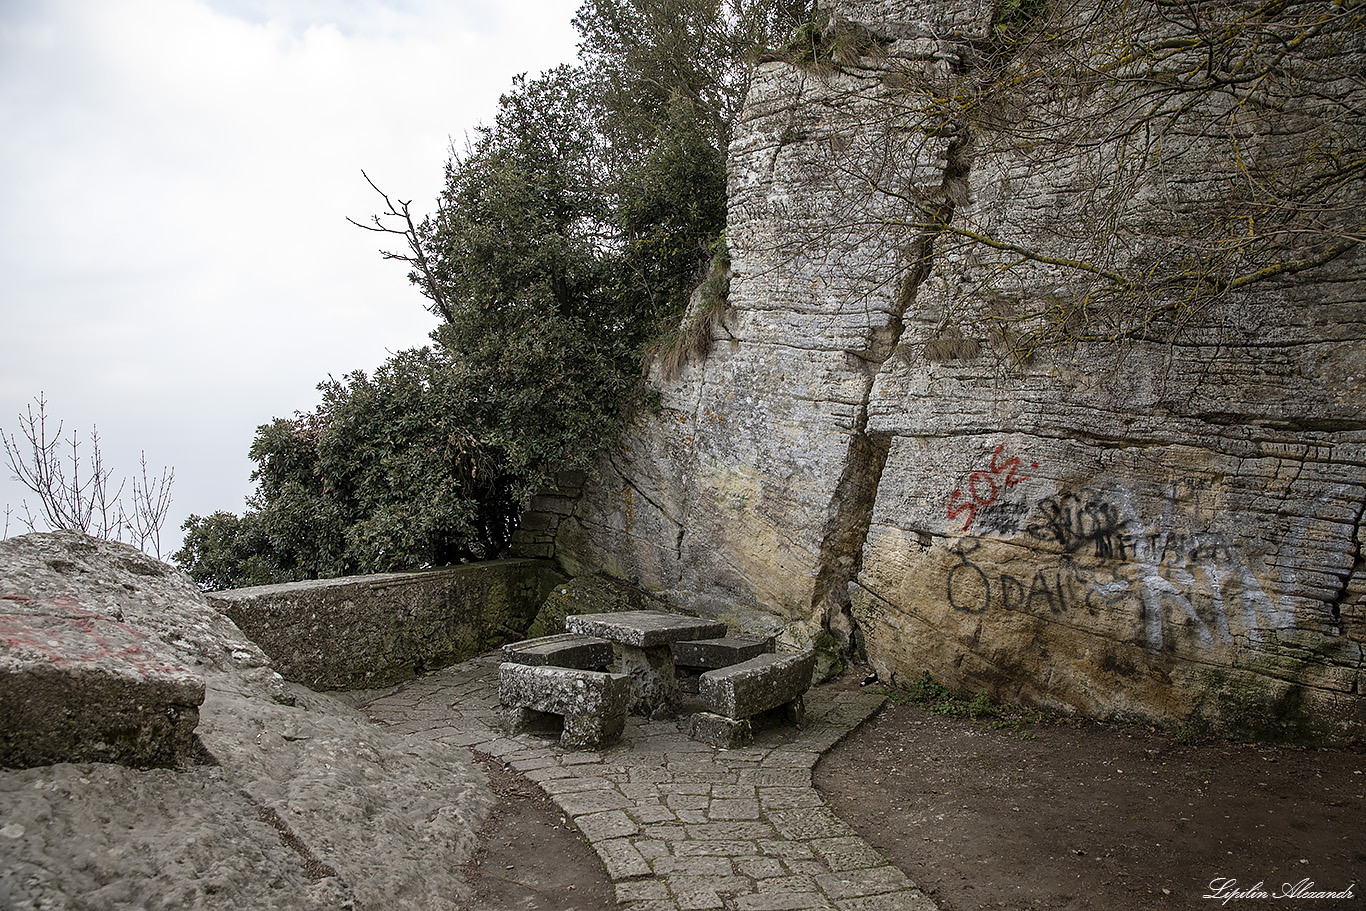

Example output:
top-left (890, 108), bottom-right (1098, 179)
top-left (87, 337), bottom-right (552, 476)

top-left (814, 675), bottom-right (1366, 911)
top-left (458, 755), bottom-right (616, 911)
top-left (460, 670), bottom-right (1366, 910)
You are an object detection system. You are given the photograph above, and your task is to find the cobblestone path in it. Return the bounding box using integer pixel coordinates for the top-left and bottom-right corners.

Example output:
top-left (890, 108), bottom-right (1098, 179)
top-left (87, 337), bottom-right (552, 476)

top-left (360, 656), bottom-right (936, 911)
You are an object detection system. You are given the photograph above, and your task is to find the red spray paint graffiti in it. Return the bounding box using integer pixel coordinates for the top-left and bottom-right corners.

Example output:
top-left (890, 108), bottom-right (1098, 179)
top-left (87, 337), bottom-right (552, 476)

top-left (947, 444), bottom-right (1039, 532)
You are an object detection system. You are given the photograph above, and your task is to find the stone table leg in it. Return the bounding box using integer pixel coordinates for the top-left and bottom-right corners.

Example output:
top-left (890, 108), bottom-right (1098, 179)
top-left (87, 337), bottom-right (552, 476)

top-left (619, 644), bottom-right (680, 716)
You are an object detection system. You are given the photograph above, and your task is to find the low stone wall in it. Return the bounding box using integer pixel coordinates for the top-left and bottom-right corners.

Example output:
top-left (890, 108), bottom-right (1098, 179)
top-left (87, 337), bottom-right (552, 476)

top-left (208, 560), bottom-right (564, 690)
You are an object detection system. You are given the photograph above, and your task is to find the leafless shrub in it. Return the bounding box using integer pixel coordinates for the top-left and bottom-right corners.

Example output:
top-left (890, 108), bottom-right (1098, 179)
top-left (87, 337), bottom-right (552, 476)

top-left (2, 393), bottom-right (175, 559)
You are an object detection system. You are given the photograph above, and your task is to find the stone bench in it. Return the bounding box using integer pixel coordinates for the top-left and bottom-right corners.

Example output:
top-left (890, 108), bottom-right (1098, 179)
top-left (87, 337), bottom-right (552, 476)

top-left (689, 650), bottom-right (816, 749)
top-left (670, 635), bottom-right (774, 693)
top-left (501, 632), bottom-right (612, 670)
top-left (497, 662), bottom-right (630, 749)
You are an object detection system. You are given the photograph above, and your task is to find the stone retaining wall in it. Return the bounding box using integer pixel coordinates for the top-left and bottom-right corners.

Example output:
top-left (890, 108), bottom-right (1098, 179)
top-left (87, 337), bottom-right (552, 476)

top-left (209, 560), bottom-right (564, 690)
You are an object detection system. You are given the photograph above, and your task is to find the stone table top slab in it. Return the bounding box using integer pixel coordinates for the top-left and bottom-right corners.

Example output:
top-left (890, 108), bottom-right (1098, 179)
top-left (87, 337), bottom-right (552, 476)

top-left (565, 611), bottom-right (728, 649)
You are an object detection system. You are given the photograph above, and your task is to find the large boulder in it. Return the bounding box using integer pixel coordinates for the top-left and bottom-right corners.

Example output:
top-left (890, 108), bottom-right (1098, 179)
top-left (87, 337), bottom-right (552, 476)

top-left (0, 532), bottom-right (494, 910)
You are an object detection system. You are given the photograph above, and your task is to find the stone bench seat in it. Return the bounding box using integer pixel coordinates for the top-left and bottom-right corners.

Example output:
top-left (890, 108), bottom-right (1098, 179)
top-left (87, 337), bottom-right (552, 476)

top-left (671, 635), bottom-right (774, 669)
top-left (497, 662), bottom-right (629, 749)
top-left (671, 635), bottom-right (774, 693)
top-left (501, 632), bottom-right (613, 670)
top-left (689, 650), bottom-right (816, 749)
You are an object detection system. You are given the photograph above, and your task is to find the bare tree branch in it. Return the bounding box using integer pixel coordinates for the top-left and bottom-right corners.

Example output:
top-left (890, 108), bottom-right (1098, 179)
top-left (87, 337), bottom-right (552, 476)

top-left (347, 170), bottom-right (455, 323)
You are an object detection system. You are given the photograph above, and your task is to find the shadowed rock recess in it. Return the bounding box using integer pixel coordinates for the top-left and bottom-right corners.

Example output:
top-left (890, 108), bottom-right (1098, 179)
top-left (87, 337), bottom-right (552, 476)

top-left (526, 0), bottom-right (1366, 743)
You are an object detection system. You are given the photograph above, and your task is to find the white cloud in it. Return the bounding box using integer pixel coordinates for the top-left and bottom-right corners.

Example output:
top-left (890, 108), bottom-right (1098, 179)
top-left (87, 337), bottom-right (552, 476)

top-left (0, 0), bottom-right (582, 555)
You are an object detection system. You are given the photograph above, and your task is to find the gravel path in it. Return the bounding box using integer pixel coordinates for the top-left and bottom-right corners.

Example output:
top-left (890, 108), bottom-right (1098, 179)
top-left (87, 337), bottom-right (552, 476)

top-left (359, 656), bottom-right (936, 911)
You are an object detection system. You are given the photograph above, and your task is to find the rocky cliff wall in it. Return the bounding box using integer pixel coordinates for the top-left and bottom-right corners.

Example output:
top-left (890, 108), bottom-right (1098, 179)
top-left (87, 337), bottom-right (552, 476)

top-left (544, 0), bottom-right (1366, 742)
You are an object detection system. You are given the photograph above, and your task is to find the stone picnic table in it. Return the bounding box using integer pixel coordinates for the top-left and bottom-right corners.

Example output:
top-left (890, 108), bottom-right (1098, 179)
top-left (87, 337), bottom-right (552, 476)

top-left (564, 610), bottom-right (727, 716)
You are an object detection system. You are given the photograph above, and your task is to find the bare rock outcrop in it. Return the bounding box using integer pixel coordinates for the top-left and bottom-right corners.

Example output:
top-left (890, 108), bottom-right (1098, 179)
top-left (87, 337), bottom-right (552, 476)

top-left (0, 531), bottom-right (494, 910)
top-left (539, 0), bottom-right (1366, 742)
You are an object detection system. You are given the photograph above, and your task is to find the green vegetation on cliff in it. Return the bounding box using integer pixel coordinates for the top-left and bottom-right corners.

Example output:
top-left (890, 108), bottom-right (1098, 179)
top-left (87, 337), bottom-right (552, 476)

top-left (175, 0), bottom-right (807, 589)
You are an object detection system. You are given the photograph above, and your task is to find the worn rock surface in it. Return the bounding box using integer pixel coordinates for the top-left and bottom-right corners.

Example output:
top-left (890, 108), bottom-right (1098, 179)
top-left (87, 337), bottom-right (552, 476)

top-left (539, 0), bottom-right (1366, 742)
top-left (1, 600), bottom-right (205, 769)
top-left (0, 532), bottom-right (494, 910)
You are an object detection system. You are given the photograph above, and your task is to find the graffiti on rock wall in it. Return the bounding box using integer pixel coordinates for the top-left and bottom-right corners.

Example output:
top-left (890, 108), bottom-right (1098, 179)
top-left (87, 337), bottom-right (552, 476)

top-left (943, 480), bottom-right (1357, 652)
top-left (1024, 489), bottom-right (1131, 559)
top-left (946, 444), bottom-right (1040, 533)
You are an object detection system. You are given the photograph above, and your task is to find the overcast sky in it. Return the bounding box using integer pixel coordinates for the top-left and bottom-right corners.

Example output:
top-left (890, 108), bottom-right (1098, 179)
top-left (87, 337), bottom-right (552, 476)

top-left (0, 0), bottom-right (582, 558)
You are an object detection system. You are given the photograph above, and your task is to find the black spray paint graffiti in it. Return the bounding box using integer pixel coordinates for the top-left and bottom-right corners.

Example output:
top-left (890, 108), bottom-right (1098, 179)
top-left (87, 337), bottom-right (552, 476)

top-left (1024, 489), bottom-right (1131, 560)
top-left (944, 483), bottom-right (1357, 651)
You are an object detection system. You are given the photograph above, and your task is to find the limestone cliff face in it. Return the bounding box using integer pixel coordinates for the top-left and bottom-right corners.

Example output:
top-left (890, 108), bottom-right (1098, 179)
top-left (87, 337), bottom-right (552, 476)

top-left (540, 0), bottom-right (1366, 742)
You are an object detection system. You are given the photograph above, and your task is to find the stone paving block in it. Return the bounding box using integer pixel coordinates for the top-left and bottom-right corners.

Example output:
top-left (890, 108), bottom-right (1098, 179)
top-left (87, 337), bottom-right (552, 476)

top-left (595, 836), bottom-right (652, 879)
top-left (712, 784), bottom-right (758, 799)
top-left (808, 837), bottom-right (887, 872)
top-left (736, 856), bottom-right (789, 879)
top-left (667, 874), bottom-right (756, 897)
top-left (635, 838), bottom-right (670, 859)
top-left (617, 879), bottom-right (670, 902)
top-left (629, 803), bottom-right (677, 824)
top-left (666, 792), bottom-right (712, 811)
top-left (641, 823), bottom-right (690, 842)
top-left (676, 809), bottom-right (709, 823)
top-left (816, 866), bottom-right (913, 899)
top-left (557, 787), bottom-right (633, 816)
top-left (653, 854), bottom-right (734, 877)
top-left (834, 891), bottom-right (936, 911)
top-left (686, 821), bottom-right (774, 840)
top-left (739, 768), bottom-right (811, 787)
top-left (560, 751), bottom-right (606, 765)
top-left (758, 839), bottom-right (816, 859)
top-left (522, 764), bottom-right (578, 782)
top-left (709, 797), bottom-right (761, 820)
top-left (576, 809), bottom-right (639, 840)
top-left (761, 749), bottom-right (823, 769)
top-left (628, 766), bottom-right (676, 783)
top-left (672, 839), bottom-right (757, 857)
top-left (733, 891), bottom-right (833, 911)
top-left (675, 888), bottom-right (724, 910)
top-left (759, 786), bottom-right (825, 809)
top-left (507, 754), bottom-right (559, 772)
top-left (767, 807), bottom-right (858, 840)
top-left (541, 774), bottom-right (619, 794)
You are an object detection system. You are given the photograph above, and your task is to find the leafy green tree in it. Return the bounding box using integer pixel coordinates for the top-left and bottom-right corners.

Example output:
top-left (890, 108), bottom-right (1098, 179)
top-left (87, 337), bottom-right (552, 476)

top-left (175, 348), bottom-right (523, 588)
top-left (178, 0), bottom-right (811, 589)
